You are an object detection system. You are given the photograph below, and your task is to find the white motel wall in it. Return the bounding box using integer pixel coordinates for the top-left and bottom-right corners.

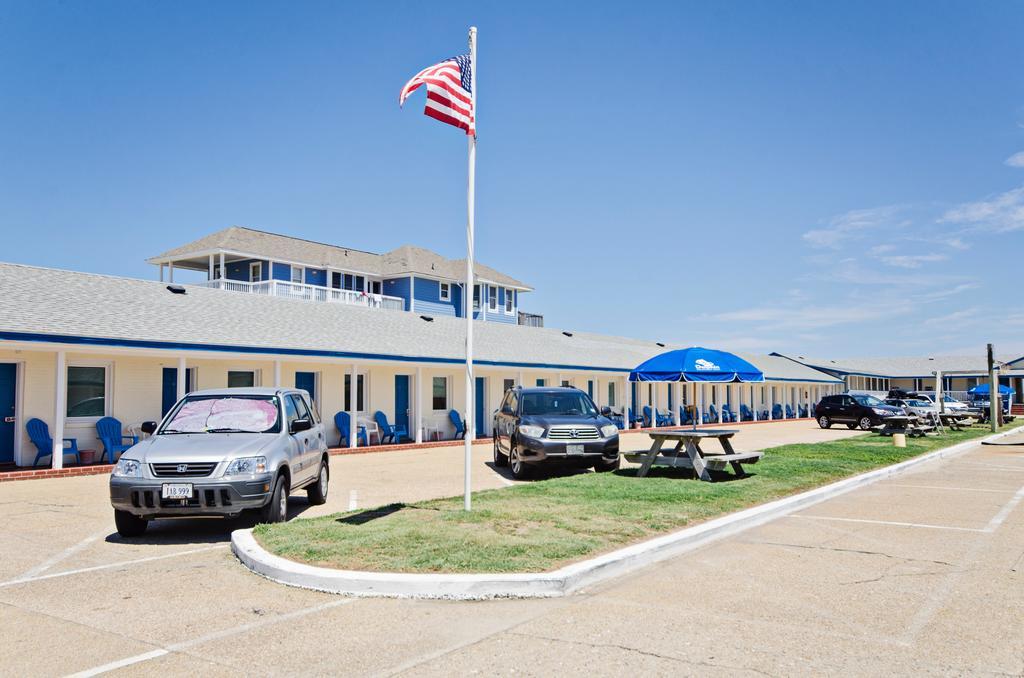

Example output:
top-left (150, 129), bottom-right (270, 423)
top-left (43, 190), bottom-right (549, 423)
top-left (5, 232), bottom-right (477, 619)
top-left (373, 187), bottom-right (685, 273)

top-left (0, 262), bottom-right (844, 468)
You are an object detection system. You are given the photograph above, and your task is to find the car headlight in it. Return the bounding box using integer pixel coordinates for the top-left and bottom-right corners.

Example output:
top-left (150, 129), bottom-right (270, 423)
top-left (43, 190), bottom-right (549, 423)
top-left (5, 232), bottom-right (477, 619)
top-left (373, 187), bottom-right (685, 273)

top-left (872, 408), bottom-right (890, 416)
top-left (600, 424), bottom-right (619, 438)
top-left (113, 458), bottom-right (142, 477)
top-left (224, 456), bottom-right (268, 476)
top-left (518, 424), bottom-right (545, 439)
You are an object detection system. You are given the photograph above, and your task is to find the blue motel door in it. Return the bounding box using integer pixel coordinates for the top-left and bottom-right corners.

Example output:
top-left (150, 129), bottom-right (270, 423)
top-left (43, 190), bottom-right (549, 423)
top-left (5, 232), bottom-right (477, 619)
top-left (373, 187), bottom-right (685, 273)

top-left (0, 364), bottom-right (15, 463)
top-left (475, 377), bottom-right (486, 438)
top-left (394, 375), bottom-right (410, 440)
top-left (161, 368), bottom-right (192, 416)
top-left (295, 372), bottom-right (316, 404)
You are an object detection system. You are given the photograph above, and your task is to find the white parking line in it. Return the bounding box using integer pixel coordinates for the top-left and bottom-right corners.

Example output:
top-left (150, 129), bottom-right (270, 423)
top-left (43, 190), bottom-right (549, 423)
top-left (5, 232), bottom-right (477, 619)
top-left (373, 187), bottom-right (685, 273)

top-left (790, 515), bottom-right (986, 532)
top-left (886, 483), bottom-right (1014, 494)
top-left (983, 483), bottom-right (1024, 533)
top-left (65, 598), bottom-right (355, 677)
top-left (16, 528), bottom-right (108, 580)
top-left (348, 489), bottom-right (358, 511)
top-left (0, 544), bottom-right (229, 589)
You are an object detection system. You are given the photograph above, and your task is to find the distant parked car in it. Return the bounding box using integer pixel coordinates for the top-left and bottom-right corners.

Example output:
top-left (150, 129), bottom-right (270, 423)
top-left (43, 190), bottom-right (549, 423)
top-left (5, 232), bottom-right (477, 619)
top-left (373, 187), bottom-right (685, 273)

top-left (814, 394), bottom-right (902, 430)
top-left (492, 386), bottom-right (620, 479)
top-left (109, 387), bottom-right (329, 537)
top-left (908, 392), bottom-right (970, 412)
top-left (885, 398), bottom-right (939, 419)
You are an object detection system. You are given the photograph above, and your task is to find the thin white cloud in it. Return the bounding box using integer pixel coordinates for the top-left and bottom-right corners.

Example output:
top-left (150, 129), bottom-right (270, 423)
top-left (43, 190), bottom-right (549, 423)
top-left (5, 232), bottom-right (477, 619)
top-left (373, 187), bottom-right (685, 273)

top-left (878, 253), bottom-right (949, 269)
top-left (1005, 152), bottom-right (1024, 168)
top-left (802, 205), bottom-right (905, 249)
top-left (923, 309), bottom-right (977, 325)
top-left (939, 185), bottom-right (1024, 233)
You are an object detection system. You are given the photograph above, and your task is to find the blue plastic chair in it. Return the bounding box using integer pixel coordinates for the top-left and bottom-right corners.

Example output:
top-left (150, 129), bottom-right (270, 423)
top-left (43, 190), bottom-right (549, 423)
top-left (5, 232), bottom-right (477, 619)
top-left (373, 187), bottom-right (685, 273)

top-left (374, 411), bottom-right (408, 444)
top-left (679, 406), bottom-right (694, 425)
top-left (722, 404), bottom-right (737, 423)
top-left (772, 404), bottom-right (784, 420)
top-left (96, 417), bottom-right (138, 463)
top-left (333, 411), bottom-right (367, 447)
top-left (655, 408), bottom-right (672, 426)
top-left (785, 405), bottom-right (796, 419)
top-left (740, 405), bottom-right (755, 421)
top-left (642, 405), bottom-right (653, 428)
top-left (448, 409), bottom-right (466, 439)
top-left (708, 404), bottom-right (720, 422)
top-left (628, 408), bottom-right (644, 426)
top-left (798, 405), bottom-right (808, 418)
top-left (26, 418), bottom-right (80, 466)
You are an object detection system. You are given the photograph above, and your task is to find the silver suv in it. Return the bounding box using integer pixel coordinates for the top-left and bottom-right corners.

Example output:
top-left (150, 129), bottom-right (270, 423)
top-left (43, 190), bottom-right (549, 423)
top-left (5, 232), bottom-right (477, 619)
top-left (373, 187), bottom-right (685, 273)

top-left (109, 387), bottom-right (330, 537)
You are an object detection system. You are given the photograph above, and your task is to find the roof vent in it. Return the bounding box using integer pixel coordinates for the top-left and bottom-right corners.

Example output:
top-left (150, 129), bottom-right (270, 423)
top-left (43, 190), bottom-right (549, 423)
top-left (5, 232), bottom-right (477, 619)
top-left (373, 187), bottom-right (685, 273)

top-left (419, 315), bottom-right (434, 322)
top-left (562, 331), bottom-right (573, 337)
top-left (656, 342), bottom-right (665, 347)
top-left (166, 285), bottom-right (187, 295)
top-left (928, 356), bottom-right (935, 360)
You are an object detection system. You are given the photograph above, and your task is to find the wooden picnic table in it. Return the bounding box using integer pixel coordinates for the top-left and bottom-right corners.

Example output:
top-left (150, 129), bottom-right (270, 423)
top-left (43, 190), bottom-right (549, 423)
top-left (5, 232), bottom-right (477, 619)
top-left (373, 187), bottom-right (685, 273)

top-left (623, 428), bottom-right (762, 481)
top-left (937, 412), bottom-right (974, 431)
top-left (874, 415), bottom-right (935, 437)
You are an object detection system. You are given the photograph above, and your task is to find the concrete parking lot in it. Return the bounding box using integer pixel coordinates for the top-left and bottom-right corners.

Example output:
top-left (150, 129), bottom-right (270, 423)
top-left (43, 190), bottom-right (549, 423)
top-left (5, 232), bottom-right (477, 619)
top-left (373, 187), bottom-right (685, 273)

top-left (2, 421), bottom-right (1022, 676)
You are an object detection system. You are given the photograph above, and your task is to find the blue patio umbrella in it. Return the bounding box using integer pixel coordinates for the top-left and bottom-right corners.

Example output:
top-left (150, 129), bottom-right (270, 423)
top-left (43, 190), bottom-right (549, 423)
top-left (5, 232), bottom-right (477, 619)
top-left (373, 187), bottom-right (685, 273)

top-left (630, 348), bottom-right (765, 429)
top-left (629, 347), bottom-right (765, 384)
top-left (966, 383), bottom-right (1015, 396)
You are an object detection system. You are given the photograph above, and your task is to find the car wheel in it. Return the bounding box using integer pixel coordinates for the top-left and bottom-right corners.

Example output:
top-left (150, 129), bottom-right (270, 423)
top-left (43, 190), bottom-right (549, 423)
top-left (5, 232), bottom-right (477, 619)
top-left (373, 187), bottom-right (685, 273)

top-left (306, 459), bottom-right (329, 506)
top-left (817, 415), bottom-right (831, 429)
top-left (858, 416), bottom-right (873, 430)
top-left (593, 456), bottom-right (620, 473)
top-left (493, 435), bottom-right (508, 467)
top-left (509, 443), bottom-right (531, 480)
top-left (113, 509), bottom-right (147, 538)
top-left (260, 475), bottom-right (289, 523)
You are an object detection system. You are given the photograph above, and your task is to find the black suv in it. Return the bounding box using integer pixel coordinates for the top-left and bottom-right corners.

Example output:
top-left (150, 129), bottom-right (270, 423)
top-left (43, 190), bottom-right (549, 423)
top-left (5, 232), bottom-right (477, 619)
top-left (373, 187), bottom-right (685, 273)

top-left (814, 393), bottom-right (902, 430)
top-left (493, 387), bottom-right (620, 479)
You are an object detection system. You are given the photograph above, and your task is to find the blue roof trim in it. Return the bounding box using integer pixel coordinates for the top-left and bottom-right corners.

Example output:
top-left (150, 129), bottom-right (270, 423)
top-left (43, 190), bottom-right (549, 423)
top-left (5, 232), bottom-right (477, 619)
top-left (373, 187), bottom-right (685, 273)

top-left (0, 330), bottom-right (843, 382)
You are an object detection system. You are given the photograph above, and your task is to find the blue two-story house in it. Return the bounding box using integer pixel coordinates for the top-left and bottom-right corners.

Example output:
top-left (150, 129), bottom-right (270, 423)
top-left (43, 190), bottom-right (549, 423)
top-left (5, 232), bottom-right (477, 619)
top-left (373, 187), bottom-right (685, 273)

top-left (147, 226), bottom-right (538, 325)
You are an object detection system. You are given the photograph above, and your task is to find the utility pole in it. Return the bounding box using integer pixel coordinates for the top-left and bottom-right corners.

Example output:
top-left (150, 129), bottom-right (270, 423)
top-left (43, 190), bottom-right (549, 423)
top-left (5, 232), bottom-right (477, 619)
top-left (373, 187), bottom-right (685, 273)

top-left (987, 343), bottom-right (998, 433)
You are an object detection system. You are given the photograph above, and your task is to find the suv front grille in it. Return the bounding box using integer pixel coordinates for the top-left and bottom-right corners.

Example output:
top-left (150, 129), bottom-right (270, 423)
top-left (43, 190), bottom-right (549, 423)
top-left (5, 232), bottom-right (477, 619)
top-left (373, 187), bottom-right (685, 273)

top-left (151, 462), bottom-right (218, 478)
top-left (546, 425), bottom-right (600, 440)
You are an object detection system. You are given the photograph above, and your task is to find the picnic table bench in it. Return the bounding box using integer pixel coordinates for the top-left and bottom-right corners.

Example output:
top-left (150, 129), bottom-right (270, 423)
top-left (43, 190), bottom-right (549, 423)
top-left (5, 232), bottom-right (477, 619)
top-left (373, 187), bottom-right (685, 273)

top-left (936, 412), bottom-right (974, 431)
top-left (873, 415), bottom-right (935, 438)
top-left (623, 429), bottom-right (762, 481)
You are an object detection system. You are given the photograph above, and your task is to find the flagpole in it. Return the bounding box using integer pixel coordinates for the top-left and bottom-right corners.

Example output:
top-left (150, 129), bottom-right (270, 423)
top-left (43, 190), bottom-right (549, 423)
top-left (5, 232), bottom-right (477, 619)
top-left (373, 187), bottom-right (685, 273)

top-left (464, 25), bottom-right (477, 511)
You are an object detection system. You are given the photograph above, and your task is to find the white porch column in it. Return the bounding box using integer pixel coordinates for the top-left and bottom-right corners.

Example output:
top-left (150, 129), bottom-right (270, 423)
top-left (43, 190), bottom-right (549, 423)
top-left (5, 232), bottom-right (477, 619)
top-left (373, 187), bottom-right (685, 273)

top-left (53, 351), bottom-right (66, 470)
top-left (752, 385), bottom-right (758, 421)
top-left (652, 382), bottom-right (658, 427)
top-left (268, 259), bottom-right (275, 283)
top-left (804, 386), bottom-right (811, 418)
top-left (517, 370), bottom-right (524, 387)
top-left (168, 261), bottom-right (174, 283)
top-left (219, 252), bottom-right (225, 281)
top-left (349, 364), bottom-right (358, 449)
top-left (717, 385), bottom-right (723, 423)
top-left (177, 356), bottom-right (187, 402)
top-left (672, 382), bottom-right (681, 425)
top-left (415, 366), bottom-right (423, 444)
top-left (208, 255), bottom-right (214, 280)
top-left (273, 360), bottom-right (282, 388)
top-left (698, 384), bottom-right (705, 425)
top-left (408, 274), bottom-right (415, 312)
top-left (159, 263), bottom-right (164, 282)
top-left (768, 385), bottom-right (775, 420)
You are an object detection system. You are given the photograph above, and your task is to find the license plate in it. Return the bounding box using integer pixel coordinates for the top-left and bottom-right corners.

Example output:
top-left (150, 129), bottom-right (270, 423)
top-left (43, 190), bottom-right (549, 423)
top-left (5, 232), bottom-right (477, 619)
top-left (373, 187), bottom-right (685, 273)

top-left (566, 444), bottom-right (585, 455)
top-left (161, 483), bottom-right (193, 500)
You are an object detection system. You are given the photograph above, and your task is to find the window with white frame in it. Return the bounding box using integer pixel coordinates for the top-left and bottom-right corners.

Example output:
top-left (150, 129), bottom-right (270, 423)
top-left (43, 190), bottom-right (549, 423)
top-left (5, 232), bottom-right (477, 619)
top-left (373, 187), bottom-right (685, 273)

top-left (249, 262), bottom-right (262, 282)
top-left (473, 284), bottom-right (480, 310)
top-left (607, 382), bottom-right (616, 407)
top-left (343, 374), bottom-right (366, 412)
top-left (66, 364), bottom-right (110, 419)
top-left (488, 285), bottom-right (497, 311)
top-left (227, 370), bottom-right (257, 388)
top-left (503, 378), bottom-right (515, 393)
top-left (290, 266), bottom-right (303, 284)
top-left (432, 376), bottom-right (449, 411)
top-left (440, 282), bottom-right (450, 302)
top-left (505, 288), bottom-right (513, 313)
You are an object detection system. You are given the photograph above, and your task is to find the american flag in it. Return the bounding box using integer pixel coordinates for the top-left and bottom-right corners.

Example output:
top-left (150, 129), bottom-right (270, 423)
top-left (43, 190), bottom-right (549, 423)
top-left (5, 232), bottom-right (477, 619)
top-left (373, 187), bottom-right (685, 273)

top-left (399, 54), bottom-right (475, 136)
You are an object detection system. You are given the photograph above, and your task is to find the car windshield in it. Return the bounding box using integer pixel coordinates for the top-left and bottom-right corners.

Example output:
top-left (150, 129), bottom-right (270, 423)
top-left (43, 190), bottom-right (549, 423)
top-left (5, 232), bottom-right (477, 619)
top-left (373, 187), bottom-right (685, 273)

top-left (942, 395), bottom-right (958, 403)
top-left (906, 399), bottom-right (931, 407)
top-left (520, 392), bottom-right (597, 417)
top-left (161, 395), bottom-right (281, 434)
top-left (852, 394), bottom-right (885, 407)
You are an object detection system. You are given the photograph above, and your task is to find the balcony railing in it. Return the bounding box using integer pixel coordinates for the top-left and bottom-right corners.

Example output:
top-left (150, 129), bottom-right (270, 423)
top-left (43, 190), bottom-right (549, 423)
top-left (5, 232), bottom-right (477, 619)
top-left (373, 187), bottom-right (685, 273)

top-left (518, 311), bottom-right (544, 327)
top-left (192, 278), bottom-right (406, 312)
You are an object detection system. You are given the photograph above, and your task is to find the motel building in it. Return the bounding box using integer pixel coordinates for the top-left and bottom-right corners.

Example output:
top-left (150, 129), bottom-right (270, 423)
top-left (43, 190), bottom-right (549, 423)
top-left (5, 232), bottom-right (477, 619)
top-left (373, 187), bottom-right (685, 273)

top-left (773, 354), bottom-right (1024, 412)
top-left (0, 227), bottom-right (846, 470)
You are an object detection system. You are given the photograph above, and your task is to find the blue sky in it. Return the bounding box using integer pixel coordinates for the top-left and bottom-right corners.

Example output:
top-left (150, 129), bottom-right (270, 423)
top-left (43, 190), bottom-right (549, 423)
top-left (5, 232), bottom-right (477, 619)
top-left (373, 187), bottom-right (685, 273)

top-left (2, 1), bottom-right (1022, 358)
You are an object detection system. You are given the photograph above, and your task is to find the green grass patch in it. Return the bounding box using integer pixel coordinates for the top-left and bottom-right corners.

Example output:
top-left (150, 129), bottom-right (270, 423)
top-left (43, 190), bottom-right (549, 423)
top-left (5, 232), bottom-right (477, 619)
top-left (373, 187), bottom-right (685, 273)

top-left (255, 422), bottom-right (1020, 574)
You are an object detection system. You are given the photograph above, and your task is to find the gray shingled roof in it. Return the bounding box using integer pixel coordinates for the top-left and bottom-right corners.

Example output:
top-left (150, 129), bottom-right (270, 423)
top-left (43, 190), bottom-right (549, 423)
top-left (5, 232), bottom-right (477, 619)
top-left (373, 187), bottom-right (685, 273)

top-left (0, 262), bottom-right (839, 382)
top-left (147, 226), bottom-right (531, 290)
top-left (774, 353), bottom-right (1024, 378)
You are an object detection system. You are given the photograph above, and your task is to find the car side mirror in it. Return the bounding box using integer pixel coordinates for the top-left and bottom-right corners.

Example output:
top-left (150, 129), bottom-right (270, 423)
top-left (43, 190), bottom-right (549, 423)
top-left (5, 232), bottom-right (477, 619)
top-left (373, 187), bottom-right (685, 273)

top-left (141, 421), bottom-right (158, 435)
top-left (600, 406), bottom-right (612, 417)
top-left (290, 418), bottom-right (312, 434)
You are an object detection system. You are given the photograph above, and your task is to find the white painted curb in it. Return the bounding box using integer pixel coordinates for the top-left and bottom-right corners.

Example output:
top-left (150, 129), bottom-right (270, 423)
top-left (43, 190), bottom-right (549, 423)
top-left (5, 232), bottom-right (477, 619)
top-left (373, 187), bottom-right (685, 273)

top-left (232, 427), bottom-right (1020, 599)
